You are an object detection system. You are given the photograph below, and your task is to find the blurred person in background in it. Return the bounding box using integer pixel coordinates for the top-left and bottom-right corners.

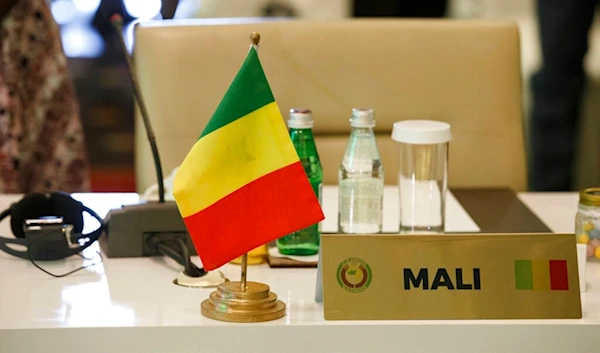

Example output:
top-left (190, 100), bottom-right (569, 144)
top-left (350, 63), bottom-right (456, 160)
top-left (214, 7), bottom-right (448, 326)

top-left (529, 0), bottom-right (598, 191)
top-left (0, 0), bottom-right (90, 193)
top-left (353, 0), bottom-right (447, 17)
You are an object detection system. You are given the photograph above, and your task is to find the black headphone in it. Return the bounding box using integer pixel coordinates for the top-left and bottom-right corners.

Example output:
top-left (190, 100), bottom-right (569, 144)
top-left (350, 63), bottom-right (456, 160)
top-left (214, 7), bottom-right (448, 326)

top-left (0, 192), bottom-right (104, 261)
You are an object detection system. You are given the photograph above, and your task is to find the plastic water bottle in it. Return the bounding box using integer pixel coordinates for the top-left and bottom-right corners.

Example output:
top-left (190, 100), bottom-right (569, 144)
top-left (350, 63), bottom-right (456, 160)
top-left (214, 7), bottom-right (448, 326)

top-left (277, 109), bottom-right (323, 255)
top-left (338, 108), bottom-right (384, 234)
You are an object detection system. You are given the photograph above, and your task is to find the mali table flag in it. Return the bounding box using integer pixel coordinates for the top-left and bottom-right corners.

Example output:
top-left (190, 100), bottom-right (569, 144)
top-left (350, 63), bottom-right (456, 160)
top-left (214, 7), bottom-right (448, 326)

top-left (173, 46), bottom-right (325, 271)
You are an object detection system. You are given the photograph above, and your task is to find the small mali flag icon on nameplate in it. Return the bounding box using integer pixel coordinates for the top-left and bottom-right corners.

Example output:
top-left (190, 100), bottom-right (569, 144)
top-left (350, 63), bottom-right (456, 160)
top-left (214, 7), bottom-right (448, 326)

top-left (514, 259), bottom-right (568, 291)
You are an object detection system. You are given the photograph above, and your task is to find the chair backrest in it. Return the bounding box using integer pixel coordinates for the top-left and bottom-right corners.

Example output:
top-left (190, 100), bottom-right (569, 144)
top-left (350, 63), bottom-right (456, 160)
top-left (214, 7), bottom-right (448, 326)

top-left (133, 18), bottom-right (526, 193)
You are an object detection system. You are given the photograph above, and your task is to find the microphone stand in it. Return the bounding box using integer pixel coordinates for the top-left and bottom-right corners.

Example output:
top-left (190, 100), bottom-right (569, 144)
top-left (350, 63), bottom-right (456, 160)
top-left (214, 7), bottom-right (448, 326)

top-left (100, 15), bottom-right (188, 259)
top-left (111, 15), bottom-right (165, 204)
top-left (99, 16), bottom-right (224, 290)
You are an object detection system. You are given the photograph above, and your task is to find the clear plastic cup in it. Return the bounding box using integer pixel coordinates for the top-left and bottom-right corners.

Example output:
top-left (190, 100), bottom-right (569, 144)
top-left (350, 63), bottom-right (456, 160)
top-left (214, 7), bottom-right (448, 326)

top-left (391, 120), bottom-right (451, 234)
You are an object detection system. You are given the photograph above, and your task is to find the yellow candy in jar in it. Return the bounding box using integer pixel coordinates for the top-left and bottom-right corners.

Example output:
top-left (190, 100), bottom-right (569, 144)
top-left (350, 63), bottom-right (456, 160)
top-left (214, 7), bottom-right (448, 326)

top-left (590, 239), bottom-right (600, 258)
top-left (584, 221), bottom-right (595, 232)
top-left (577, 233), bottom-right (590, 244)
top-left (596, 247), bottom-right (600, 260)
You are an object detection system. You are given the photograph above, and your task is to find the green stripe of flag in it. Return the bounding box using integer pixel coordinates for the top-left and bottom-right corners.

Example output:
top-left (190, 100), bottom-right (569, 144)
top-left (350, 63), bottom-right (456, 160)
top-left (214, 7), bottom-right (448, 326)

top-left (200, 47), bottom-right (275, 138)
top-left (514, 260), bottom-right (533, 290)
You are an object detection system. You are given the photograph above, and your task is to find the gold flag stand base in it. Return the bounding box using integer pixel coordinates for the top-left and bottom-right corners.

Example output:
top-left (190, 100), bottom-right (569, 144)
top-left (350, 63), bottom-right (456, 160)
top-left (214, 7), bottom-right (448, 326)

top-left (201, 280), bottom-right (286, 323)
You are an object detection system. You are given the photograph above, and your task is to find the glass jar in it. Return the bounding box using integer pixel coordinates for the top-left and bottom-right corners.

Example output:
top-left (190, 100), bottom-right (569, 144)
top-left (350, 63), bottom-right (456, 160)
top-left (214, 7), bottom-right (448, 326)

top-left (575, 187), bottom-right (600, 261)
top-left (391, 120), bottom-right (451, 234)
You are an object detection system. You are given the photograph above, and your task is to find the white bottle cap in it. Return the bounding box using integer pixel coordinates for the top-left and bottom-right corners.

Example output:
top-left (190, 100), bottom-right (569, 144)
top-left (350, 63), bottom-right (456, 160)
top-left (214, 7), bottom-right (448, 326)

top-left (350, 108), bottom-right (375, 127)
top-left (391, 120), bottom-right (451, 144)
top-left (288, 108), bottom-right (313, 128)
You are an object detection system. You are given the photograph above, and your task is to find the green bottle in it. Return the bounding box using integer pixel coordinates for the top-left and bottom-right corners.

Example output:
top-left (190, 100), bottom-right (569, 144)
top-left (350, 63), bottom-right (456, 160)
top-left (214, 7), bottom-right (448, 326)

top-left (277, 108), bottom-right (323, 255)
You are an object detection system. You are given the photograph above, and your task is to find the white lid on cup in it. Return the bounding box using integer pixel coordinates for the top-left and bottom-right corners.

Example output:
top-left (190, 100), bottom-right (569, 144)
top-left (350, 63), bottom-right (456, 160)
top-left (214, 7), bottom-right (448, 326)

top-left (391, 120), bottom-right (451, 145)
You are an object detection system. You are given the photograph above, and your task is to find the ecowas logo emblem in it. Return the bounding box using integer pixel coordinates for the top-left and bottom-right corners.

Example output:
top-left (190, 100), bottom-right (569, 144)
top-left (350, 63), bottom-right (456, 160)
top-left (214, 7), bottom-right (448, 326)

top-left (337, 257), bottom-right (372, 293)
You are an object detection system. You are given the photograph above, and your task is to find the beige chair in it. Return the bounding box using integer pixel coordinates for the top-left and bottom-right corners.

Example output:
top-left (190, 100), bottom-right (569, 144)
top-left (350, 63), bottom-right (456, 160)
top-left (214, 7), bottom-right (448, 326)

top-left (133, 18), bottom-right (526, 193)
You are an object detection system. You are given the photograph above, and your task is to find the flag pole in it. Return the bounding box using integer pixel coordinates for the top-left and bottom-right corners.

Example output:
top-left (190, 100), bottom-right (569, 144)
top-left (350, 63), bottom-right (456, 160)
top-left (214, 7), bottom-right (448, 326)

top-left (238, 32), bottom-right (259, 293)
top-left (240, 253), bottom-right (248, 291)
top-left (200, 31), bottom-right (286, 322)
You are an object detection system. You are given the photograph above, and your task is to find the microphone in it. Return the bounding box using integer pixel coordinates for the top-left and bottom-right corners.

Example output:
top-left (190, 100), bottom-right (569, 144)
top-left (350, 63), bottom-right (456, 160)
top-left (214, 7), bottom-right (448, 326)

top-left (110, 14), bottom-right (165, 203)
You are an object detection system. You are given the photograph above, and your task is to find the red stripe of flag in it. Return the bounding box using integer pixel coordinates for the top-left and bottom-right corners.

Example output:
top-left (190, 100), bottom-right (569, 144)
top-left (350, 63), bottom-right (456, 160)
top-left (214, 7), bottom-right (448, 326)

top-left (182, 161), bottom-right (323, 271)
top-left (549, 260), bottom-right (568, 290)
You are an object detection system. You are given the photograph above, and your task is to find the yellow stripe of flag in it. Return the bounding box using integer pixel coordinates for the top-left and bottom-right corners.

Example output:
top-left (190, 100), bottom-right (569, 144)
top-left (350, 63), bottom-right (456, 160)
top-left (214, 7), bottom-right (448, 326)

top-left (532, 259), bottom-right (551, 290)
top-left (173, 102), bottom-right (299, 218)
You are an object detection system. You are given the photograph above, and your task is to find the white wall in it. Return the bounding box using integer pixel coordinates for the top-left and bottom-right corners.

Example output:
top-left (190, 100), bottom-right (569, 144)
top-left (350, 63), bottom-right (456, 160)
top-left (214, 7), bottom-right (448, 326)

top-left (187, 0), bottom-right (350, 19)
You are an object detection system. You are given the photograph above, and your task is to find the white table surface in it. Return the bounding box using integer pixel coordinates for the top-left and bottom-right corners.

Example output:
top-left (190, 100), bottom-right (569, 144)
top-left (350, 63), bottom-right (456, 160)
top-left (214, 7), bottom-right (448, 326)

top-left (0, 188), bottom-right (597, 353)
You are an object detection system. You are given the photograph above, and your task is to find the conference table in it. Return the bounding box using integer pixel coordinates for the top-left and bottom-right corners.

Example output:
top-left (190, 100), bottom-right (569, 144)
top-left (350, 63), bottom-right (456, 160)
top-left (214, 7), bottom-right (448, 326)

top-left (0, 187), bottom-right (598, 353)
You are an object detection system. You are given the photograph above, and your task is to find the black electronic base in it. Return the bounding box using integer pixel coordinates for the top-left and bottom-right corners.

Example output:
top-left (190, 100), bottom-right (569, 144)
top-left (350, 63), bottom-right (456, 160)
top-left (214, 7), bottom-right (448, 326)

top-left (100, 201), bottom-right (197, 258)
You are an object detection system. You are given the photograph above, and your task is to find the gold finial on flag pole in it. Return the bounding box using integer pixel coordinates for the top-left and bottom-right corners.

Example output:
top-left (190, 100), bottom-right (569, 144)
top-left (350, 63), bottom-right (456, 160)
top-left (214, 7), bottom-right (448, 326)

top-left (199, 32), bottom-right (286, 323)
top-left (250, 32), bottom-right (261, 46)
